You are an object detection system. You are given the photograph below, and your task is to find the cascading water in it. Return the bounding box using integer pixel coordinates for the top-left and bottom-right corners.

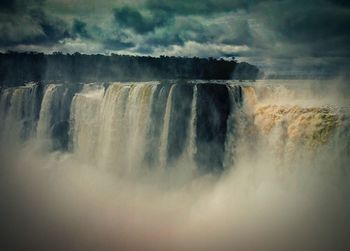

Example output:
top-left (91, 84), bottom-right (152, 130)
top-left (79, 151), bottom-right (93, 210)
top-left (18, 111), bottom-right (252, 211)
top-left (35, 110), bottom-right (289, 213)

top-left (1, 81), bottom-right (349, 171)
top-left (187, 85), bottom-right (198, 161)
top-left (0, 80), bottom-right (350, 251)
top-left (159, 84), bottom-right (176, 169)
top-left (96, 84), bottom-right (129, 168)
top-left (70, 84), bottom-right (105, 162)
top-left (0, 84), bottom-right (42, 144)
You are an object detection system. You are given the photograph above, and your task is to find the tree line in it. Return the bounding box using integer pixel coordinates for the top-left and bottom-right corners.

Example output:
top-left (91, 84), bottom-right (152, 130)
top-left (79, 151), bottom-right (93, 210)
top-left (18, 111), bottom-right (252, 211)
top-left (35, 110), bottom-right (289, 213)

top-left (0, 51), bottom-right (260, 86)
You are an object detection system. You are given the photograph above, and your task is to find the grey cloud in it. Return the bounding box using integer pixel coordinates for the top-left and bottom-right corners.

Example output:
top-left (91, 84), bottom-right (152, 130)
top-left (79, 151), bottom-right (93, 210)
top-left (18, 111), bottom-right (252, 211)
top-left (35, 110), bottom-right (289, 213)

top-left (99, 29), bottom-right (137, 50)
top-left (255, 1), bottom-right (350, 43)
top-left (143, 14), bottom-right (254, 50)
top-left (0, 0), bottom-right (349, 74)
top-left (103, 39), bottom-right (135, 50)
top-left (113, 6), bottom-right (172, 34)
top-left (144, 0), bottom-right (260, 15)
top-left (134, 45), bottom-right (154, 54)
top-left (144, 17), bottom-right (203, 47)
top-left (29, 9), bottom-right (70, 44)
top-left (0, 0), bottom-right (46, 13)
top-left (72, 19), bottom-right (90, 39)
top-left (0, 0), bottom-right (71, 47)
top-left (224, 0), bottom-right (350, 73)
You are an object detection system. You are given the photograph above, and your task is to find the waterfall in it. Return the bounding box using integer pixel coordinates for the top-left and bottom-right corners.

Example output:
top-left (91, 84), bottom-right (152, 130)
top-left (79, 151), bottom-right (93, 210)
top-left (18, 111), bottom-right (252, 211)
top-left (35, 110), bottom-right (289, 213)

top-left (0, 88), bottom-right (15, 141)
top-left (159, 84), bottom-right (176, 169)
top-left (187, 85), bottom-right (198, 161)
top-left (37, 84), bottom-right (59, 138)
top-left (0, 81), bottom-right (349, 172)
top-left (70, 84), bottom-right (105, 163)
top-left (37, 84), bottom-right (81, 149)
top-left (1, 80), bottom-right (349, 251)
top-left (0, 84), bottom-right (42, 144)
top-left (224, 85), bottom-right (243, 168)
top-left (96, 84), bottom-right (129, 168)
top-left (124, 84), bottom-right (156, 171)
top-left (95, 83), bottom-right (157, 171)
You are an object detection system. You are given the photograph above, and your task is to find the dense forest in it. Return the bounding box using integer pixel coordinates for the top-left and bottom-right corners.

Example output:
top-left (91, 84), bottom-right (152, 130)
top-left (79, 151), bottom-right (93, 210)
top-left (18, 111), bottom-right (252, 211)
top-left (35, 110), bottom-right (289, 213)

top-left (0, 52), bottom-right (259, 86)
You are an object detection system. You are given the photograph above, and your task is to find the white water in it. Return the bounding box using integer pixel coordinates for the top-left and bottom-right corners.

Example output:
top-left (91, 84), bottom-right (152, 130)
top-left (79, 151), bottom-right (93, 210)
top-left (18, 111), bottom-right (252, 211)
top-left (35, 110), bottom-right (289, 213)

top-left (187, 85), bottom-right (197, 161)
top-left (0, 80), bottom-right (349, 251)
top-left (37, 85), bottom-right (56, 138)
top-left (97, 84), bottom-right (129, 168)
top-left (159, 84), bottom-right (176, 169)
top-left (70, 84), bottom-right (105, 163)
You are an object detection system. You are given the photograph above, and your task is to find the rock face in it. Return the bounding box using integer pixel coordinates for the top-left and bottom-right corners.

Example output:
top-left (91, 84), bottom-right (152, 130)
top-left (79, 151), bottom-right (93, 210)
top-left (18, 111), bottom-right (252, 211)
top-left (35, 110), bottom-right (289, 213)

top-left (195, 84), bottom-right (232, 171)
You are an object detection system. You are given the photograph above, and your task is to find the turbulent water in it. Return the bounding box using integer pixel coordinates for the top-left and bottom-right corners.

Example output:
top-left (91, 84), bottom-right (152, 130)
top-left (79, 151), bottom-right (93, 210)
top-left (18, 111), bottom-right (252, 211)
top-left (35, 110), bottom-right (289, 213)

top-left (0, 80), bottom-right (350, 251)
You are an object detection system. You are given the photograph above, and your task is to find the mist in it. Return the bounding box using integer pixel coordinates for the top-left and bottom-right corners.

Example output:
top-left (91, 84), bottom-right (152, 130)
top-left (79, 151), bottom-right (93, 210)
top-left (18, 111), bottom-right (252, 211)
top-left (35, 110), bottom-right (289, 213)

top-left (0, 80), bottom-right (349, 251)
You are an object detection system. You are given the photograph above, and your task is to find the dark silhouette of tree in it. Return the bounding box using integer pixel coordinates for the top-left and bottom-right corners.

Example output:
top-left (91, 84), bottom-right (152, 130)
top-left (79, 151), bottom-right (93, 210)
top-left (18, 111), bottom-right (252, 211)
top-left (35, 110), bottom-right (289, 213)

top-left (0, 52), bottom-right (259, 86)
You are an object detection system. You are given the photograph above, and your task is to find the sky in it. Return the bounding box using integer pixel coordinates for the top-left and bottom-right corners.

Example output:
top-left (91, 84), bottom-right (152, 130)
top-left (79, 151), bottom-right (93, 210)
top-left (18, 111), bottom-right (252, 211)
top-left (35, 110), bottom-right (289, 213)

top-left (0, 0), bottom-right (349, 74)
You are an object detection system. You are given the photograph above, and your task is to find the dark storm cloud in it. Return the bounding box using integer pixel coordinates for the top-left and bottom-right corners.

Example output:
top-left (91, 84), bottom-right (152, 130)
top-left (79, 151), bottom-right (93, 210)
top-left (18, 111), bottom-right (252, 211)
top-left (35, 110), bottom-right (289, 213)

top-left (329, 0), bottom-right (350, 7)
top-left (252, 0), bottom-right (350, 53)
top-left (113, 6), bottom-right (172, 34)
top-left (0, 0), bottom-right (46, 13)
top-left (103, 38), bottom-right (135, 50)
top-left (146, 33), bottom-right (184, 47)
top-left (144, 0), bottom-right (259, 15)
top-left (72, 20), bottom-right (90, 39)
top-left (0, 0), bottom-right (16, 12)
top-left (134, 0), bottom-right (350, 71)
top-left (29, 9), bottom-right (70, 44)
top-left (0, 0), bottom-right (71, 47)
top-left (242, 0), bottom-right (350, 74)
top-left (143, 17), bottom-right (203, 47)
top-left (0, 0), bottom-right (349, 74)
